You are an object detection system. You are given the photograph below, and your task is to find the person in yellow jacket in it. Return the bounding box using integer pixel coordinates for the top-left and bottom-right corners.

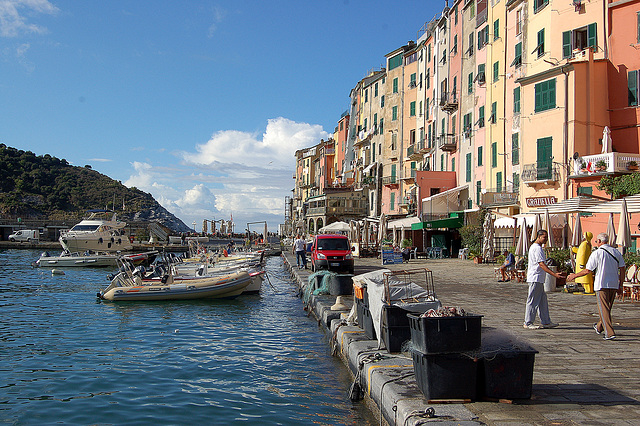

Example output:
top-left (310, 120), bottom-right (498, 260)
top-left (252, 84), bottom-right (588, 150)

top-left (572, 231), bottom-right (594, 293)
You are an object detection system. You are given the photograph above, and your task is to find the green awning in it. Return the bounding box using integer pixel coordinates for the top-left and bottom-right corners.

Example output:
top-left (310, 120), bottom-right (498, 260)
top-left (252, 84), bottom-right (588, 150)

top-left (412, 215), bottom-right (464, 230)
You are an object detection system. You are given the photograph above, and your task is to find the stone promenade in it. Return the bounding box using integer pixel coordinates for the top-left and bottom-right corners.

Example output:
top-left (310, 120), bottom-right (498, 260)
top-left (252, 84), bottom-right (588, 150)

top-left (286, 253), bottom-right (640, 425)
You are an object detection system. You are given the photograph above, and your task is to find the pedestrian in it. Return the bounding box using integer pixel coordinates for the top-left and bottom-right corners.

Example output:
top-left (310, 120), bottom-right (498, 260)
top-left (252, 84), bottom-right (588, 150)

top-left (498, 249), bottom-right (516, 282)
top-left (567, 233), bottom-right (625, 340)
top-left (293, 234), bottom-right (307, 269)
top-left (524, 230), bottom-right (564, 329)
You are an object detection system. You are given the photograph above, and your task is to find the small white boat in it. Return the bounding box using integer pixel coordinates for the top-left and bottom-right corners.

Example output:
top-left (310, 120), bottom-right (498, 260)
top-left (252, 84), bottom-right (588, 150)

top-left (98, 267), bottom-right (252, 301)
top-left (59, 209), bottom-right (133, 252)
top-left (36, 250), bottom-right (118, 267)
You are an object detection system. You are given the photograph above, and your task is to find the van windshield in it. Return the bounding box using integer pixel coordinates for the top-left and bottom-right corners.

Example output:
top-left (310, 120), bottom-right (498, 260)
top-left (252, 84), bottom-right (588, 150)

top-left (317, 239), bottom-right (349, 250)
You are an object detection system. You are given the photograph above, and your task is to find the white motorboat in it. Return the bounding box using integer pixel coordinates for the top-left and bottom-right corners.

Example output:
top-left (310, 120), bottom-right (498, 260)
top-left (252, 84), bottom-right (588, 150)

top-left (59, 209), bottom-right (133, 252)
top-left (35, 250), bottom-right (118, 267)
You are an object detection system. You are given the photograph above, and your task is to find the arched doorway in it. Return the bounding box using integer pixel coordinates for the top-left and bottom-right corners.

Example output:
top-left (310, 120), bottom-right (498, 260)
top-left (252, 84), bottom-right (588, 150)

top-left (308, 219), bottom-right (315, 234)
top-left (316, 218), bottom-right (324, 232)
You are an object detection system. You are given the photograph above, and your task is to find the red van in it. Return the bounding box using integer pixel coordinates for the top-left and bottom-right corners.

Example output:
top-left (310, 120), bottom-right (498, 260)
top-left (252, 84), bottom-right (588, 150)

top-left (310, 234), bottom-right (354, 274)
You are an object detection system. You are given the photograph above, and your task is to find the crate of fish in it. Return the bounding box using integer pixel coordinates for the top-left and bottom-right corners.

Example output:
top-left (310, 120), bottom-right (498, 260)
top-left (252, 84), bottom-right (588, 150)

top-left (408, 307), bottom-right (483, 354)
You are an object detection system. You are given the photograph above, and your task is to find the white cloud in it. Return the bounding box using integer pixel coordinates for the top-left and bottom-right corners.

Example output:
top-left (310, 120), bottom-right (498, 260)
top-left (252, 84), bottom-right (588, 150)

top-left (0, 0), bottom-right (59, 38)
top-left (207, 5), bottom-right (226, 38)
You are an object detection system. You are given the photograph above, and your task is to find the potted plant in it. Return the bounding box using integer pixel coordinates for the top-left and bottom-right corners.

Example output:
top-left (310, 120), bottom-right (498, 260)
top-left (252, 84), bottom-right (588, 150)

top-left (627, 160), bottom-right (638, 171)
top-left (595, 160), bottom-right (607, 171)
top-left (580, 161), bottom-right (588, 173)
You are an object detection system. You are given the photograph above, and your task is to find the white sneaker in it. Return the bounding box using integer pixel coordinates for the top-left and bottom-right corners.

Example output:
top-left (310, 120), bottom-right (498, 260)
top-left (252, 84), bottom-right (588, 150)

top-left (523, 323), bottom-right (540, 329)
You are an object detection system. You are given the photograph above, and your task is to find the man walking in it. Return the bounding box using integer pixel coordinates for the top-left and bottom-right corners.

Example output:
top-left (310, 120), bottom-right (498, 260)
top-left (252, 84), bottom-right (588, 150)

top-left (293, 234), bottom-right (307, 269)
top-left (524, 230), bottom-right (564, 329)
top-left (567, 233), bottom-right (625, 340)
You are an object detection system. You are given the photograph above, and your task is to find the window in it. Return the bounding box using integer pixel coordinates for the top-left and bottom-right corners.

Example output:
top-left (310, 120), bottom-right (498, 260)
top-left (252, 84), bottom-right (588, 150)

top-left (491, 142), bottom-right (497, 167)
top-left (428, 125), bottom-right (432, 148)
top-left (389, 54), bottom-right (402, 70)
top-left (638, 12), bottom-right (640, 43)
top-left (391, 163), bottom-right (396, 178)
top-left (535, 78), bottom-right (556, 112)
top-left (533, 0), bottom-right (548, 13)
top-left (452, 157), bottom-right (455, 172)
top-left (419, 101), bottom-right (422, 116)
top-left (511, 42), bottom-right (522, 68)
top-left (364, 118), bottom-right (367, 131)
top-left (454, 6), bottom-right (458, 25)
top-left (452, 35), bottom-right (458, 55)
top-left (493, 61), bottom-right (499, 82)
top-left (463, 113), bottom-right (472, 135)
top-left (390, 192), bottom-right (395, 211)
top-left (410, 73), bottom-right (417, 87)
top-left (426, 69), bottom-right (430, 89)
top-left (381, 95), bottom-right (385, 108)
top-left (478, 106), bottom-right (485, 128)
top-left (373, 113), bottom-right (378, 133)
top-left (379, 118), bottom-right (384, 133)
top-left (476, 181), bottom-right (482, 205)
top-left (493, 19), bottom-right (499, 40)
top-left (476, 63), bottom-right (486, 84)
top-left (516, 9), bottom-right (522, 35)
top-left (536, 137), bottom-right (553, 180)
top-left (514, 87), bottom-right (521, 114)
top-left (466, 153), bottom-right (472, 182)
top-left (392, 106), bottom-right (398, 120)
top-left (440, 154), bottom-right (444, 171)
top-left (468, 72), bottom-right (474, 94)
top-left (451, 116), bottom-right (456, 137)
top-left (426, 98), bottom-right (430, 120)
top-left (427, 44), bottom-right (431, 62)
top-left (512, 133), bottom-right (519, 165)
top-left (513, 172), bottom-right (519, 191)
top-left (630, 70), bottom-right (639, 107)
top-left (562, 23), bottom-right (598, 58)
top-left (467, 32), bottom-right (474, 56)
top-left (364, 89), bottom-right (368, 103)
top-left (478, 146), bottom-right (483, 166)
top-left (374, 82), bottom-right (379, 97)
top-left (496, 172), bottom-right (502, 193)
top-left (478, 26), bottom-right (489, 49)
top-left (490, 102), bottom-right (497, 124)
top-left (441, 117), bottom-right (446, 135)
top-left (372, 143), bottom-right (375, 162)
top-left (534, 29), bottom-right (545, 58)
top-left (393, 78), bottom-right (398, 93)
top-left (410, 101), bottom-right (416, 117)
top-left (452, 76), bottom-right (457, 100)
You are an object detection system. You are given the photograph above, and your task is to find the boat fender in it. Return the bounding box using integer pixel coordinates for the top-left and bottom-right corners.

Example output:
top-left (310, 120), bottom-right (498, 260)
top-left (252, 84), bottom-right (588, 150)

top-left (117, 238), bottom-right (122, 244)
top-left (161, 275), bottom-right (169, 284)
top-left (98, 238), bottom-right (103, 244)
top-left (111, 237), bottom-right (115, 243)
top-left (51, 269), bottom-right (65, 275)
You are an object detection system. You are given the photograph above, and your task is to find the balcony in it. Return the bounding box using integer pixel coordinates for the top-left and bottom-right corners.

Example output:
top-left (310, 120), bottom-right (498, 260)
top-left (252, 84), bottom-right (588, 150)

top-left (401, 168), bottom-right (417, 182)
top-left (437, 133), bottom-right (457, 152)
top-left (362, 176), bottom-right (376, 186)
top-left (521, 163), bottom-right (560, 184)
top-left (417, 138), bottom-right (431, 155)
top-left (570, 152), bottom-right (640, 177)
top-left (481, 190), bottom-right (519, 207)
top-left (439, 91), bottom-right (458, 113)
top-left (382, 176), bottom-right (399, 186)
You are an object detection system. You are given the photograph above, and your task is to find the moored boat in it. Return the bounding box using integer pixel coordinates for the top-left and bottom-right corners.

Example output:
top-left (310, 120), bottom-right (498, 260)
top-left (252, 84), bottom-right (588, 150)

top-left (59, 209), bottom-right (133, 252)
top-left (35, 250), bottom-right (158, 268)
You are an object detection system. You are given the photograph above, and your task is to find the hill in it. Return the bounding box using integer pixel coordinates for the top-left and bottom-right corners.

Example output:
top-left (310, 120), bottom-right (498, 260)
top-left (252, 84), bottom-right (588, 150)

top-left (0, 144), bottom-right (191, 233)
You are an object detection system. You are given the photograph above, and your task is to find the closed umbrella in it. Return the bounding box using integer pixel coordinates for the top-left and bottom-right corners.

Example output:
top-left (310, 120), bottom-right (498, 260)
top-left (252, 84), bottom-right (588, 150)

top-left (542, 209), bottom-right (556, 248)
top-left (364, 221), bottom-right (369, 249)
top-left (515, 221), bottom-right (530, 257)
top-left (349, 221), bottom-right (355, 239)
top-left (571, 214), bottom-right (583, 247)
top-left (531, 214), bottom-right (541, 240)
top-left (606, 213), bottom-right (617, 247)
top-left (393, 225), bottom-right (398, 246)
top-left (616, 199), bottom-right (631, 252)
top-left (378, 213), bottom-right (387, 244)
top-left (482, 213), bottom-right (495, 260)
top-left (400, 226), bottom-right (406, 246)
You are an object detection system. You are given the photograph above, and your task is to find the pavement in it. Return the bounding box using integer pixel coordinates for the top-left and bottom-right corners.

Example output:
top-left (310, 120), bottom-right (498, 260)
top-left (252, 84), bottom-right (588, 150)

top-left (283, 252), bottom-right (640, 425)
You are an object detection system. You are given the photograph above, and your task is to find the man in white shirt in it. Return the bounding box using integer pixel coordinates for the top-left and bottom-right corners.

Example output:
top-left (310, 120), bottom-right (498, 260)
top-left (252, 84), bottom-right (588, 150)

top-left (293, 235), bottom-right (307, 269)
top-left (567, 233), bottom-right (625, 340)
top-left (524, 230), bottom-right (564, 329)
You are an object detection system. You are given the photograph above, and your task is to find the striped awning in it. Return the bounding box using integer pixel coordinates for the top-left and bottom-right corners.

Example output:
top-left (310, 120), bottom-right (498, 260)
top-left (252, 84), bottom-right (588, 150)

top-left (527, 196), bottom-right (603, 214)
top-left (584, 194), bottom-right (640, 214)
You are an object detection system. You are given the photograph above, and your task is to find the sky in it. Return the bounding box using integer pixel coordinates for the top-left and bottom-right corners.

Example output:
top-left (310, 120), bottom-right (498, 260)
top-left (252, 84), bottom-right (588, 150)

top-left (0, 0), bottom-right (442, 233)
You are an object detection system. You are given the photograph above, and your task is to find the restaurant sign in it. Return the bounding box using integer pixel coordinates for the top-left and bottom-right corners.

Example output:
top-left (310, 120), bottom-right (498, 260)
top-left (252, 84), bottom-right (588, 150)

top-left (526, 196), bottom-right (557, 208)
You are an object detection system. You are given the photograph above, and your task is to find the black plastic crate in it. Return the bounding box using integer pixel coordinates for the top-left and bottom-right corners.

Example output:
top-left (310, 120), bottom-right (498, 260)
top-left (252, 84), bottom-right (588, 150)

top-left (381, 324), bottom-right (412, 353)
top-left (408, 313), bottom-right (482, 354)
top-left (411, 349), bottom-right (478, 401)
top-left (355, 297), bottom-right (365, 328)
top-left (361, 302), bottom-right (376, 340)
top-left (478, 349), bottom-right (537, 400)
top-left (382, 304), bottom-right (411, 327)
top-left (329, 274), bottom-right (353, 296)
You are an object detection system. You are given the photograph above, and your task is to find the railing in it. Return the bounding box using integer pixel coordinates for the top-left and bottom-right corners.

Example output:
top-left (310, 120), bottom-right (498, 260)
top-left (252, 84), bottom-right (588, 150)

top-left (481, 190), bottom-right (519, 207)
top-left (439, 92), bottom-right (458, 112)
top-left (571, 152), bottom-right (640, 176)
top-left (402, 168), bottom-right (417, 180)
top-left (521, 163), bottom-right (560, 183)
top-left (437, 134), bottom-right (457, 152)
top-left (382, 176), bottom-right (398, 185)
top-left (362, 176), bottom-right (376, 186)
top-left (407, 145), bottom-right (415, 157)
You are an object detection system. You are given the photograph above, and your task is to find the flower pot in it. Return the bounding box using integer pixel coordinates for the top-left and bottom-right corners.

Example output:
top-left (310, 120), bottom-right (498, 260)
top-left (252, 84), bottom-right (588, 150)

top-left (474, 257), bottom-right (483, 264)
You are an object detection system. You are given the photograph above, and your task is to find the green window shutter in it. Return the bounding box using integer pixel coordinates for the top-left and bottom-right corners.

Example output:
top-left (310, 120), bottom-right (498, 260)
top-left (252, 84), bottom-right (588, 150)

top-left (452, 158), bottom-right (455, 172)
top-left (549, 78), bottom-right (556, 109)
top-left (537, 29), bottom-right (545, 57)
top-left (440, 154), bottom-right (444, 171)
top-left (587, 23), bottom-right (597, 50)
top-left (537, 137), bottom-right (553, 180)
top-left (478, 146), bottom-right (483, 166)
top-left (491, 142), bottom-right (497, 167)
top-left (392, 106), bottom-right (398, 120)
top-left (493, 61), bottom-right (499, 82)
top-left (514, 42), bottom-right (522, 66)
top-left (390, 192), bottom-right (395, 210)
top-left (442, 118), bottom-right (445, 135)
top-left (389, 54), bottom-right (402, 70)
top-left (466, 153), bottom-right (472, 182)
top-left (514, 87), bottom-right (521, 114)
top-left (494, 19), bottom-right (499, 40)
top-left (478, 63), bottom-right (485, 81)
top-left (380, 118), bottom-right (384, 133)
top-left (577, 186), bottom-right (592, 196)
top-left (512, 133), bottom-right (519, 165)
top-left (562, 31), bottom-right (572, 58)
top-left (391, 164), bottom-right (396, 179)
top-left (381, 95), bottom-right (385, 108)
top-left (491, 101), bottom-right (497, 123)
top-left (468, 72), bottom-right (473, 93)
top-left (629, 70), bottom-right (638, 107)
top-left (393, 78), bottom-right (398, 93)
top-left (496, 172), bottom-right (502, 192)
top-left (410, 101), bottom-right (416, 116)
top-left (513, 173), bottom-right (519, 191)
top-left (426, 99), bottom-right (429, 120)
top-left (372, 143), bottom-right (375, 161)
top-left (476, 181), bottom-right (482, 205)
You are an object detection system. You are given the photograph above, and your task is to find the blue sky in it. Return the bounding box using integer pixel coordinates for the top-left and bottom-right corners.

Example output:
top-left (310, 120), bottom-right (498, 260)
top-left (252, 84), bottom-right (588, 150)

top-left (1, 0), bottom-right (442, 232)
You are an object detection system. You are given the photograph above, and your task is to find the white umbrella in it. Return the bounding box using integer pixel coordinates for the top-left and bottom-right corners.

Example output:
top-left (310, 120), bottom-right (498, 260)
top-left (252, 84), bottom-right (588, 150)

top-left (378, 213), bottom-right (387, 244)
top-left (602, 126), bottom-right (612, 154)
top-left (571, 214), bottom-right (583, 247)
top-left (364, 221), bottom-right (369, 249)
top-left (531, 214), bottom-right (542, 241)
top-left (393, 225), bottom-right (398, 246)
top-left (400, 226), bottom-right (406, 246)
top-left (616, 199), bottom-right (631, 251)
top-left (542, 209), bottom-right (556, 248)
top-left (319, 221), bottom-right (351, 234)
top-left (515, 222), bottom-right (530, 257)
top-left (482, 213), bottom-right (495, 260)
top-left (606, 213), bottom-right (617, 247)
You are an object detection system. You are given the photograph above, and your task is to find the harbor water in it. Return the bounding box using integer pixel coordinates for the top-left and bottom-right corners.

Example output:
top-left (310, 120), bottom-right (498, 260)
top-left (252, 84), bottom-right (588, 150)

top-left (0, 249), bottom-right (374, 425)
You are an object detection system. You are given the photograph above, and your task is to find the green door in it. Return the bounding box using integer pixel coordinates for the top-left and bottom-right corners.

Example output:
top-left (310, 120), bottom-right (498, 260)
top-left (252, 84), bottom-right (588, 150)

top-left (537, 137), bottom-right (552, 180)
top-left (432, 234), bottom-right (446, 249)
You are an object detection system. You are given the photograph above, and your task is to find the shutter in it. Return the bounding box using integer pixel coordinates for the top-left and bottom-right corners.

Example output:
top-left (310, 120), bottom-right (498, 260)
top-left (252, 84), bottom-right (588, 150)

top-left (466, 153), bottom-right (472, 182)
top-left (514, 87), bottom-right (520, 113)
top-left (549, 78), bottom-right (556, 109)
top-left (562, 31), bottom-right (572, 58)
top-left (496, 172), bottom-right (502, 193)
top-left (587, 23), bottom-right (597, 49)
top-left (629, 70), bottom-right (638, 107)
top-left (535, 82), bottom-right (541, 112)
top-left (537, 137), bottom-right (552, 180)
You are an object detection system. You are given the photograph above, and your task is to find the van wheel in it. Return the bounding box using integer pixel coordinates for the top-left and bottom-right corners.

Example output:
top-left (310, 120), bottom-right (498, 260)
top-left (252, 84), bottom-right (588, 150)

top-left (9, 238), bottom-right (15, 242)
top-left (27, 238), bottom-right (31, 243)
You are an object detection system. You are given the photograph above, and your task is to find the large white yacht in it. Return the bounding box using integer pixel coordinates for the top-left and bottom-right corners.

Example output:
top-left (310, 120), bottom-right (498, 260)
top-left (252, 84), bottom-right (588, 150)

top-left (59, 209), bottom-right (133, 252)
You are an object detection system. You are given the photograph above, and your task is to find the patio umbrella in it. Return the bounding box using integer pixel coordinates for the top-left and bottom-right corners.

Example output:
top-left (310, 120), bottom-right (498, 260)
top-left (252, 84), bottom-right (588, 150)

top-left (393, 225), bottom-right (398, 246)
top-left (378, 213), bottom-right (387, 244)
top-left (602, 126), bottom-right (612, 154)
top-left (542, 209), bottom-right (556, 248)
top-left (400, 226), bottom-right (406, 246)
top-left (606, 213), bottom-right (617, 247)
top-left (482, 212), bottom-right (494, 260)
top-left (515, 221), bottom-right (530, 257)
top-left (571, 214), bottom-right (583, 247)
top-left (531, 214), bottom-right (542, 240)
top-left (616, 198), bottom-right (631, 252)
top-left (349, 221), bottom-right (354, 239)
top-left (364, 221), bottom-right (369, 249)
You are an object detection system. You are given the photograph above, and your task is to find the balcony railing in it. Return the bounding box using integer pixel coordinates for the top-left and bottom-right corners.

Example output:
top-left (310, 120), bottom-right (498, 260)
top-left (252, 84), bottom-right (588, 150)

top-left (401, 168), bottom-right (417, 181)
top-left (571, 152), bottom-right (640, 176)
top-left (439, 91), bottom-right (458, 112)
top-left (521, 163), bottom-right (560, 183)
top-left (382, 176), bottom-right (398, 186)
top-left (481, 190), bottom-right (519, 207)
top-left (362, 176), bottom-right (376, 186)
top-left (437, 133), bottom-right (457, 152)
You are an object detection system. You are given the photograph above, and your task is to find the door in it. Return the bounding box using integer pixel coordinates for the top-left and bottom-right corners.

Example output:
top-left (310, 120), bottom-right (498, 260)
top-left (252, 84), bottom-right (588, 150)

top-left (537, 137), bottom-right (552, 180)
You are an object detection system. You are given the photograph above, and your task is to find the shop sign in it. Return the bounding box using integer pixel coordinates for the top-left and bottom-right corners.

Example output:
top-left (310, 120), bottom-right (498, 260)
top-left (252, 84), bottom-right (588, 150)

top-left (525, 196), bottom-right (557, 208)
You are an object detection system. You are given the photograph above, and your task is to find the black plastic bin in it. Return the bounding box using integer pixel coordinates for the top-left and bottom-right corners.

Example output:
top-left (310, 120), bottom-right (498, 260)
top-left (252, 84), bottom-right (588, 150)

top-left (478, 349), bottom-right (537, 399)
top-left (408, 313), bottom-right (483, 354)
top-left (356, 298), bottom-right (376, 340)
top-left (329, 274), bottom-right (353, 296)
top-left (411, 349), bottom-right (478, 401)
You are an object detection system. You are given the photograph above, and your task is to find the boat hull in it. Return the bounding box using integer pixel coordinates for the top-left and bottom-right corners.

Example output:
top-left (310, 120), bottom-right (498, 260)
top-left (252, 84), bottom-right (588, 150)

top-left (59, 234), bottom-right (133, 252)
top-left (36, 254), bottom-right (117, 267)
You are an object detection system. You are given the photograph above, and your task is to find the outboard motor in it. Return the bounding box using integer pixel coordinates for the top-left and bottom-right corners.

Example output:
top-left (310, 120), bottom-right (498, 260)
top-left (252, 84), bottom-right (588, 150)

top-left (197, 265), bottom-right (206, 276)
top-left (41, 251), bottom-right (50, 258)
top-left (132, 265), bottom-right (146, 278)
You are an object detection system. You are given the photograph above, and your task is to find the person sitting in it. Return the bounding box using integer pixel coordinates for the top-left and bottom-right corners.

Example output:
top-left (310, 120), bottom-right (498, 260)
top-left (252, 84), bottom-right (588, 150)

top-left (402, 246), bottom-right (411, 263)
top-left (499, 250), bottom-right (516, 282)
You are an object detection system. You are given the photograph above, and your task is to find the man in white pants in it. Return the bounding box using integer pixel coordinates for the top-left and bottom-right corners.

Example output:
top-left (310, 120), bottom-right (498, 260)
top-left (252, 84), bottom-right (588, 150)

top-left (524, 230), bottom-right (564, 329)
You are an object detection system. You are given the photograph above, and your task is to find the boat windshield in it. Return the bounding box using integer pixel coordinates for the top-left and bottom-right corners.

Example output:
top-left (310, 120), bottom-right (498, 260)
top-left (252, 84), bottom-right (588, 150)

top-left (70, 224), bottom-right (100, 232)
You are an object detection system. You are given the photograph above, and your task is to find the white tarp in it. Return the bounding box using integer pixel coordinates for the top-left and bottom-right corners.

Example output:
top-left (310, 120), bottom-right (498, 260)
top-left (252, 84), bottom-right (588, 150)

top-left (387, 216), bottom-right (420, 230)
top-left (421, 185), bottom-right (469, 215)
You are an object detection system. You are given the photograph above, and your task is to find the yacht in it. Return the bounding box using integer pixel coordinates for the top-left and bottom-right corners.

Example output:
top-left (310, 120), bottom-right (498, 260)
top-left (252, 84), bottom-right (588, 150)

top-left (59, 209), bottom-right (133, 252)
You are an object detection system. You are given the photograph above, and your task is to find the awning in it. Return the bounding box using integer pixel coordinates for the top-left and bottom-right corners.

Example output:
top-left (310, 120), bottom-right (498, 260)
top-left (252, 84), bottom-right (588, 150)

top-left (527, 196), bottom-right (602, 214)
top-left (362, 162), bottom-right (377, 174)
top-left (412, 213), bottom-right (464, 230)
top-left (494, 214), bottom-right (567, 229)
top-left (421, 185), bottom-right (469, 214)
top-left (584, 194), bottom-right (640, 213)
top-left (387, 216), bottom-right (420, 230)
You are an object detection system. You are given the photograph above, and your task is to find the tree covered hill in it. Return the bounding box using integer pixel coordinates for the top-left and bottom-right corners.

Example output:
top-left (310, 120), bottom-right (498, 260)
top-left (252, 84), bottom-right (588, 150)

top-left (0, 144), bottom-right (191, 233)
